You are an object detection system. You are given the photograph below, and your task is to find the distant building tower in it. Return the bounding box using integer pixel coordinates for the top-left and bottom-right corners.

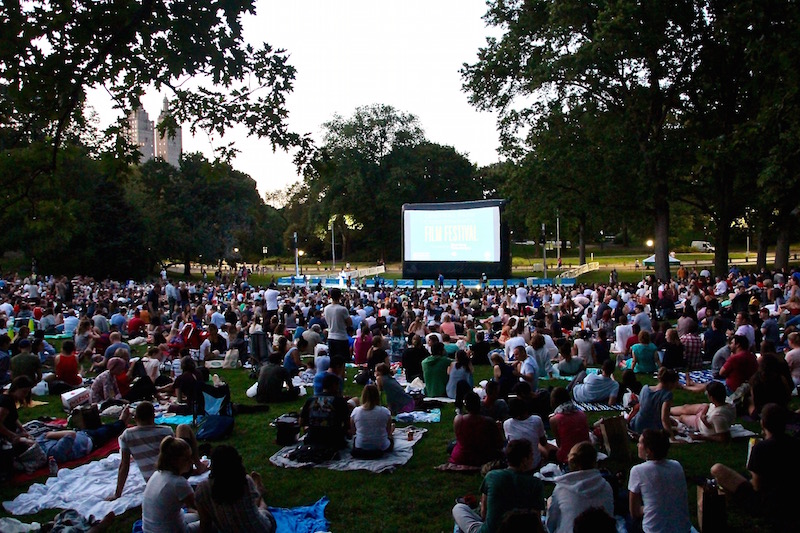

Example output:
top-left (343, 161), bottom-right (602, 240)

top-left (125, 105), bottom-right (155, 163)
top-left (155, 97), bottom-right (182, 168)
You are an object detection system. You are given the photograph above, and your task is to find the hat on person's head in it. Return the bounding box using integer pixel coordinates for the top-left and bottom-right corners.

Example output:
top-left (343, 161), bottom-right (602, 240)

top-left (107, 357), bottom-right (126, 374)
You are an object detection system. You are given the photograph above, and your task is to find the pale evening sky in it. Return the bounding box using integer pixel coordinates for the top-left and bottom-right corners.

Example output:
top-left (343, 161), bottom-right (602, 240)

top-left (88, 0), bottom-right (503, 199)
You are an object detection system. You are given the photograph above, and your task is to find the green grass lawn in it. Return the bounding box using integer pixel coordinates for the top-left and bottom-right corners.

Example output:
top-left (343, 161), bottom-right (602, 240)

top-left (2, 357), bottom-right (792, 532)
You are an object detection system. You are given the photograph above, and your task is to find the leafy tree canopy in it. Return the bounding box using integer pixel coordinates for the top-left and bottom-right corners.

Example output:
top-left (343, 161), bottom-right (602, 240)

top-left (0, 0), bottom-right (312, 165)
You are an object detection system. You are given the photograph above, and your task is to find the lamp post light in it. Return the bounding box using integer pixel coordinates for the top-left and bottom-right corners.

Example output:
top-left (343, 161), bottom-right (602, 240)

top-left (298, 250), bottom-right (305, 275)
top-left (294, 232), bottom-right (299, 278)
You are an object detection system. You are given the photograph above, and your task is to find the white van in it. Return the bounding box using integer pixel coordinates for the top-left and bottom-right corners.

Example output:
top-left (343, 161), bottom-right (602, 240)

top-left (691, 240), bottom-right (715, 253)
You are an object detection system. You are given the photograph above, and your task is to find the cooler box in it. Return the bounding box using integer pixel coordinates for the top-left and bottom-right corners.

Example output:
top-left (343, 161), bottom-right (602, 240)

top-left (61, 387), bottom-right (90, 411)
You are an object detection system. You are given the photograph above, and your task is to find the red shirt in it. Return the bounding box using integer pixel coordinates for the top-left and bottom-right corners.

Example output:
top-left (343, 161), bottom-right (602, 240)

top-left (127, 317), bottom-right (145, 335)
top-left (721, 350), bottom-right (758, 391)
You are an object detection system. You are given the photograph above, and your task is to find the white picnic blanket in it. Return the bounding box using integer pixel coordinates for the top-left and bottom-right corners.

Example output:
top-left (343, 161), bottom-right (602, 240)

top-left (269, 427), bottom-right (426, 473)
top-left (671, 424), bottom-right (757, 444)
top-left (3, 453), bottom-right (209, 518)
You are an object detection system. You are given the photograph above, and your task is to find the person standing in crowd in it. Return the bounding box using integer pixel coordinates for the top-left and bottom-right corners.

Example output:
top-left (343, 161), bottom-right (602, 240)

top-left (323, 288), bottom-right (351, 360)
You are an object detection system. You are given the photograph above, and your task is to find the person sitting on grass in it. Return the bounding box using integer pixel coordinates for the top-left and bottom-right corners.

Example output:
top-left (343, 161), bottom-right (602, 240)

top-left (502, 398), bottom-right (549, 471)
top-left (90, 356), bottom-right (127, 406)
top-left (669, 381), bottom-right (735, 442)
top-left (110, 402), bottom-right (174, 500)
top-left (628, 429), bottom-right (691, 533)
top-left (299, 373), bottom-right (350, 452)
top-left (449, 391), bottom-right (504, 467)
top-left (480, 380), bottom-right (510, 422)
top-left (256, 352), bottom-right (300, 404)
top-left (451, 439), bottom-right (545, 533)
top-left (141, 436), bottom-right (198, 533)
top-left (194, 445), bottom-right (276, 533)
top-left (556, 341), bottom-right (583, 376)
top-left (447, 349), bottom-right (474, 411)
top-left (350, 384), bottom-right (394, 459)
top-left (628, 368), bottom-right (678, 438)
top-left (710, 403), bottom-right (800, 531)
top-left (375, 362), bottom-right (414, 415)
top-left (549, 387), bottom-right (590, 465)
top-left (422, 341), bottom-right (451, 397)
top-left (546, 442), bottom-right (614, 533)
top-left (491, 352), bottom-right (515, 399)
top-left (627, 330), bottom-right (659, 374)
top-left (313, 355), bottom-right (345, 397)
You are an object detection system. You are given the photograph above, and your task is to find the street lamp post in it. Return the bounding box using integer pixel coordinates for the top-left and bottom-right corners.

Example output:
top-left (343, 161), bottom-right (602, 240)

top-left (298, 250), bottom-right (305, 275)
top-left (294, 232), bottom-right (299, 278)
top-left (330, 220), bottom-right (336, 270)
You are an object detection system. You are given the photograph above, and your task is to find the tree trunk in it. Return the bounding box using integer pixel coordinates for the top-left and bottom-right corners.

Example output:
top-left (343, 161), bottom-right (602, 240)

top-left (578, 214), bottom-right (586, 265)
top-left (622, 221), bottom-right (629, 247)
top-left (184, 257), bottom-right (191, 276)
top-left (756, 219), bottom-right (768, 270)
top-left (654, 195), bottom-right (671, 281)
top-left (713, 219), bottom-right (731, 280)
top-left (774, 219), bottom-right (791, 271)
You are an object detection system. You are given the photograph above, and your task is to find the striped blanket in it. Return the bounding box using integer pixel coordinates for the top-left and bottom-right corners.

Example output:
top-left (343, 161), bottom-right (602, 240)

top-left (574, 402), bottom-right (626, 412)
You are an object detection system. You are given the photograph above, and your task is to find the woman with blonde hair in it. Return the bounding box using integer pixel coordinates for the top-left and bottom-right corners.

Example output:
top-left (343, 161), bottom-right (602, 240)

top-left (350, 384), bottom-right (394, 458)
top-left (141, 436), bottom-right (197, 532)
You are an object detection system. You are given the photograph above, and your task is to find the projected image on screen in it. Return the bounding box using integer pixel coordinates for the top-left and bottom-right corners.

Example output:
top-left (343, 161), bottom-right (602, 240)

top-left (403, 206), bottom-right (500, 262)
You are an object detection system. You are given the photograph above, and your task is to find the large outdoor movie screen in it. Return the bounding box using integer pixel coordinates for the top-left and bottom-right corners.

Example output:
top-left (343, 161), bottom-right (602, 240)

top-left (402, 200), bottom-right (510, 279)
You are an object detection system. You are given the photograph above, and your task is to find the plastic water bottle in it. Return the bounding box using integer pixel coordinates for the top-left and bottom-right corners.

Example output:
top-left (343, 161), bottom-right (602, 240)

top-left (172, 358), bottom-right (182, 378)
top-left (48, 456), bottom-right (58, 476)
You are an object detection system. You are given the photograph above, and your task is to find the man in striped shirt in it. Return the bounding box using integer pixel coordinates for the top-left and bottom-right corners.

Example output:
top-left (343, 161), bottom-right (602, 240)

top-left (109, 402), bottom-right (173, 500)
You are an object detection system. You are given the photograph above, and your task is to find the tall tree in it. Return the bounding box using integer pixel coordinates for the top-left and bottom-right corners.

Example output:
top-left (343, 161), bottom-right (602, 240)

top-left (1, 0), bottom-right (312, 195)
top-left (462, 0), bottom-right (707, 280)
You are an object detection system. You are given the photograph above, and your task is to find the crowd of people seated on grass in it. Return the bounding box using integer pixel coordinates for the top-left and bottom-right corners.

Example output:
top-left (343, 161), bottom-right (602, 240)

top-left (2, 264), bottom-right (800, 531)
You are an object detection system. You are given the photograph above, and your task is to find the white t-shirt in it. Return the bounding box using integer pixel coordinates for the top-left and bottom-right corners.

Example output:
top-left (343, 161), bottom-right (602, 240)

top-left (264, 288), bottom-right (280, 311)
top-left (504, 335), bottom-right (527, 361)
top-left (628, 459), bottom-right (691, 533)
top-left (351, 405), bottom-right (391, 451)
top-left (516, 286), bottom-right (528, 304)
top-left (142, 470), bottom-right (193, 533)
top-left (324, 303), bottom-right (350, 341)
top-left (698, 403), bottom-right (736, 436)
top-left (615, 324), bottom-right (633, 351)
top-left (503, 415), bottom-right (545, 468)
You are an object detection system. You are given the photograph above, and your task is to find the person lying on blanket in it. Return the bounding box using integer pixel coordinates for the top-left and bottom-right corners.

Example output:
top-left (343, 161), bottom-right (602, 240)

top-left (669, 381), bottom-right (735, 442)
top-left (37, 404), bottom-right (132, 464)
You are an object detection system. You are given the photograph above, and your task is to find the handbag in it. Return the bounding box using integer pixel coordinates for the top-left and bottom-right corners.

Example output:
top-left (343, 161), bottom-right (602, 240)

top-left (598, 416), bottom-right (631, 462)
top-left (222, 349), bottom-right (240, 369)
top-left (13, 442), bottom-right (47, 473)
top-left (68, 404), bottom-right (101, 430)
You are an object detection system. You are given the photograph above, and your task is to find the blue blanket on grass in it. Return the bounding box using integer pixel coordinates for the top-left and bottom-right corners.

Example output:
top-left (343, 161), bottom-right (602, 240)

top-left (269, 497), bottom-right (329, 533)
